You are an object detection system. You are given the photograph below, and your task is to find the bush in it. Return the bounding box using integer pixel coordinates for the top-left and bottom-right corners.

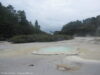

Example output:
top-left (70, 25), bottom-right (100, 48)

top-left (9, 34), bottom-right (73, 43)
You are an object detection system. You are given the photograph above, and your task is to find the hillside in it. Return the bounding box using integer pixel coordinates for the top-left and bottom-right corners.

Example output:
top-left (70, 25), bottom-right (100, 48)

top-left (55, 15), bottom-right (100, 36)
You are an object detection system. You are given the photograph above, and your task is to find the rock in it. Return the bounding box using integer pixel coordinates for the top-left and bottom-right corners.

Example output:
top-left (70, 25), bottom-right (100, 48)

top-left (28, 64), bottom-right (34, 67)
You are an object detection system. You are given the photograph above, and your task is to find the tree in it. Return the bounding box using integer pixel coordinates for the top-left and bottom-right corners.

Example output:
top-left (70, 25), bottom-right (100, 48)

top-left (0, 2), bottom-right (43, 40)
top-left (34, 20), bottom-right (41, 33)
top-left (35, 20), bottom-right (40, 30)
top-left (59, 16), bottom-right (100, 36)
top-left (7, 5), bottom-right (16, 14)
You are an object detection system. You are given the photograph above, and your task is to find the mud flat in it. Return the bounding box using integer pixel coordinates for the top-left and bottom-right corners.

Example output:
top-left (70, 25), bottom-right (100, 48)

top-left (0, 37), bottom-right (100, 75)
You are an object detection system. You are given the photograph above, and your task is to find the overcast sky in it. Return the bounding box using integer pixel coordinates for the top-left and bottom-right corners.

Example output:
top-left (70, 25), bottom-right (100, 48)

top-left (0, 0), bottom-right (100, 32)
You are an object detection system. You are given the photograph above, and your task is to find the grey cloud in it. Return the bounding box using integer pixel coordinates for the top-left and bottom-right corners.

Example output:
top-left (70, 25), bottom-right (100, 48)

top-left (0, 0), bottom-right (100, 32)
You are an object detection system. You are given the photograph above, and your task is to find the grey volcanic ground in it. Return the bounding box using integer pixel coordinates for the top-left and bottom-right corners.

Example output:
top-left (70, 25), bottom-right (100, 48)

top-left (0, 37), bottom-right (100, 75)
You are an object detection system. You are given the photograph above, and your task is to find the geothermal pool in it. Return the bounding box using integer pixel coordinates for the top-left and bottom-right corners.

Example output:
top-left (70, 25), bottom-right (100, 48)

top-left (32, 46), bottom-right (77, 55)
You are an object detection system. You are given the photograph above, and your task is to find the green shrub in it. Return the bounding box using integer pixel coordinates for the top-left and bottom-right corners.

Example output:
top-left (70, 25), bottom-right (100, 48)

top-left (9, 34), bottom-right (73, 43)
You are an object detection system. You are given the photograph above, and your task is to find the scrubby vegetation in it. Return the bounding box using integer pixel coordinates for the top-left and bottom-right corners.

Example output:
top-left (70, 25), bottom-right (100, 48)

top-left (0, 2), bottom-right (44, 40)
top-left (0, 2), bottom-right (73, 43)
top-left (55, 16), bottom-right (100, 36)
top-left (9, 34), bottom-right (73, 43)
top-left (2, 2), bottom-right (100, 43)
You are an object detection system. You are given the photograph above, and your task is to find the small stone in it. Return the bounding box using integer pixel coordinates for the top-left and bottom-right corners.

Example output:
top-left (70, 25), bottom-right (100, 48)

top-left (29, 64), bottom-right (34, 67)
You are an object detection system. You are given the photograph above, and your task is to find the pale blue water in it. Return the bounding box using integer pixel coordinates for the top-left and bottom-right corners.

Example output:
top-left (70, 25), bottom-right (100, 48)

top-left (40, 46), bottom-right (74, 53)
